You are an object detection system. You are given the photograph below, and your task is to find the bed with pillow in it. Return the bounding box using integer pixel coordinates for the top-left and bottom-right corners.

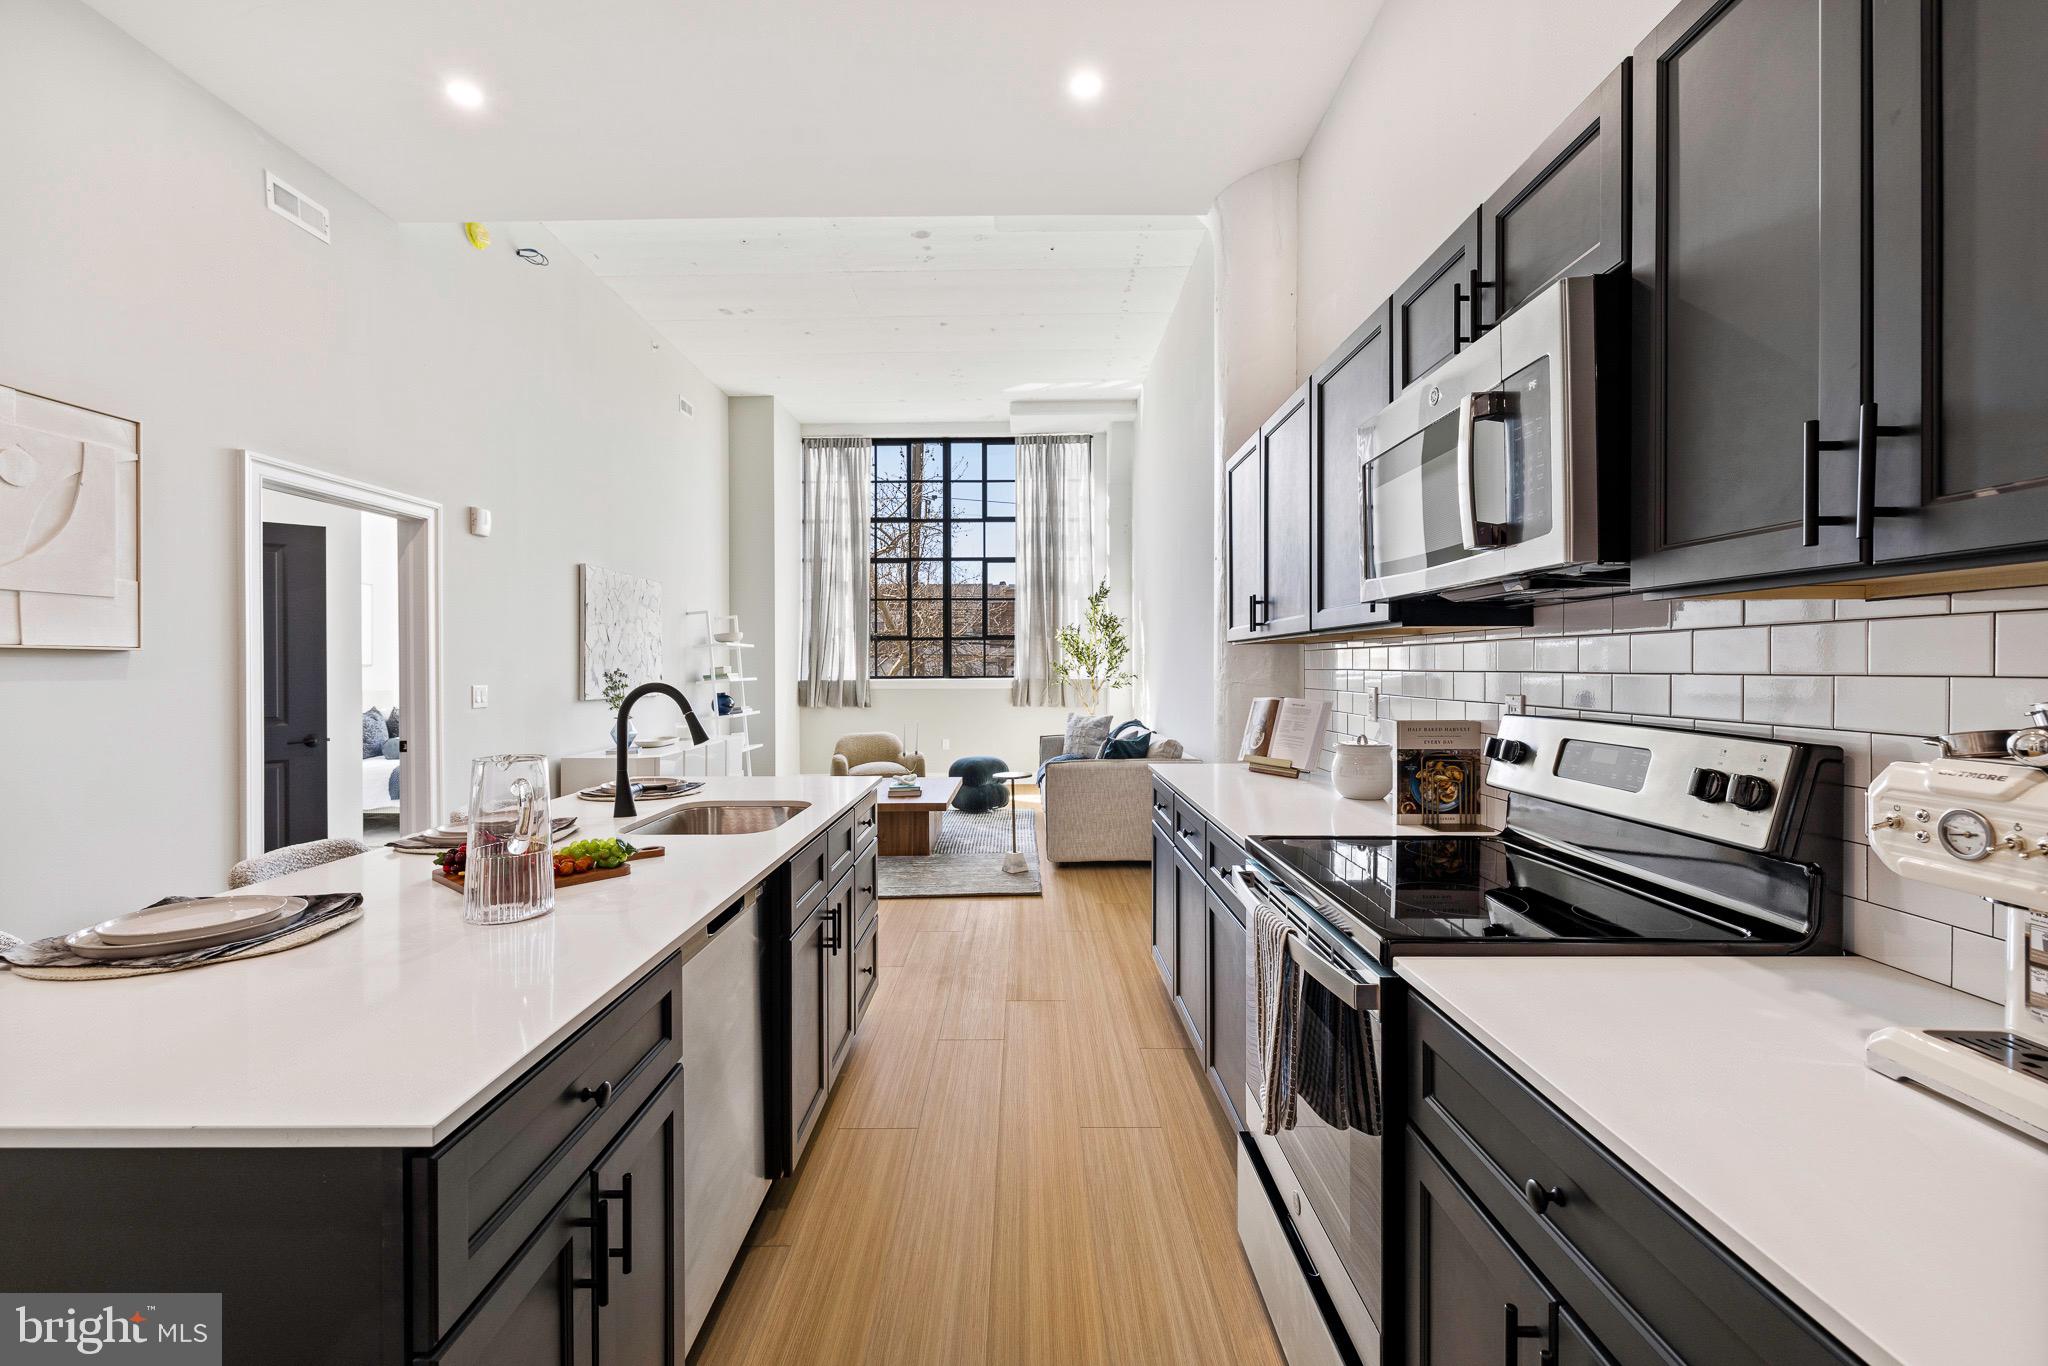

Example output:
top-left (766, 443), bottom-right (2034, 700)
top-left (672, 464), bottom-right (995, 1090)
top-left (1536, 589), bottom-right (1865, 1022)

top-left (362, 706), bottom-right (401, 816)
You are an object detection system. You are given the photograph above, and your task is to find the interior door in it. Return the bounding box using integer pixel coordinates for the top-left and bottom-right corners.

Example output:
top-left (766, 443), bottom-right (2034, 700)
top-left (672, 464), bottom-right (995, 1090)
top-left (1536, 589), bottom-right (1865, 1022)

top-left (1311, 305), bottom-right (1395, 632)
top-left (1259, 384), bottom-right (1313, 636)
top-left (261, 521), bottom-right (328, 850)
top-left (593, 1067), bottom-right (683, 1366)
top-left (1870, 0), bottom-right (2048, 566)
top-left (1225, 435), bottom-right (1264, 639)
top-left (1482, 60), bottom-right (1629, 324)
top-left (1406, 1133), bottom-right (1555, 1366)
top-left (1629, 0), bottom-right (1867, 592)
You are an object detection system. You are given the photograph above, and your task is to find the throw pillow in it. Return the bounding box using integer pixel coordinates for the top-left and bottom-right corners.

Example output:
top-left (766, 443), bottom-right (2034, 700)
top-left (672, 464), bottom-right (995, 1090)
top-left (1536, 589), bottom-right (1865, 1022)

top-left (362, 708), bottom-right (389, 759)
top-left (1148, 737), bottom-right (1185, 760)
top-left (1062, 712), bottom-right (1114, 760)
top-left (385, 705), bottom-right (400, 737)
top-left (848, 760), bottom-right (912, 777)
top-left (381, 737), bottom-right (402, 761)
top-left (1100, 720), bottom-right (1154, 760)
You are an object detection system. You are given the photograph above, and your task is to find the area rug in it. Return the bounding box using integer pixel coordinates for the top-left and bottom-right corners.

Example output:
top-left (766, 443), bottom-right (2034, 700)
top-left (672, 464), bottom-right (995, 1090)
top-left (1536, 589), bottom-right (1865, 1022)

top-left (876, 808), bottom-right (1041, 898)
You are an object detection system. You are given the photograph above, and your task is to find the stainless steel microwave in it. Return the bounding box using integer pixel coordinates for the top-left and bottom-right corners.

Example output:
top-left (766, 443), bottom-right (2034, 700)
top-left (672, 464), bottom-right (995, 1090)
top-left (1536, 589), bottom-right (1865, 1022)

top-left (1358, 274), bottom-right (1627, 602)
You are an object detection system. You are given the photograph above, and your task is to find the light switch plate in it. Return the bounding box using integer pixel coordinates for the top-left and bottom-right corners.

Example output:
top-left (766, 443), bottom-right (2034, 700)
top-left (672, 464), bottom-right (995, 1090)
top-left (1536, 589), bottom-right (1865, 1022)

top-left (470, 684), bottom-right (489, 709)
top-left (468, 507), bottom-right (492, 537)
top-left (1504, 692), bottom-right (1528, 715)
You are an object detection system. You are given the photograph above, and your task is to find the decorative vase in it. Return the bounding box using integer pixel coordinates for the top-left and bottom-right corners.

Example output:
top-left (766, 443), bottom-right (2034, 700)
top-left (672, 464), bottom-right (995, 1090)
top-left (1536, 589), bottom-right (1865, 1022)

top-left (610, 716), bottom-right (638, 754)
top-left (1332, 741), bottom-right (1393, 801)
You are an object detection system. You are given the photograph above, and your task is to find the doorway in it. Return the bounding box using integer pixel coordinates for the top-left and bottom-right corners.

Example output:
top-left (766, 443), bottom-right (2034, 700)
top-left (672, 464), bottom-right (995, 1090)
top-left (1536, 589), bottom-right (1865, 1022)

top-left (242, 453), bottom-right (443, 858)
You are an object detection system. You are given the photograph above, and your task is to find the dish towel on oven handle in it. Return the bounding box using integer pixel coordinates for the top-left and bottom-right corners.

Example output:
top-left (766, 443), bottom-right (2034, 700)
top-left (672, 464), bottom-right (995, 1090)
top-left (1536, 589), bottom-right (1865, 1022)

top-left (1252, 898), bottom-right (1383, 1138)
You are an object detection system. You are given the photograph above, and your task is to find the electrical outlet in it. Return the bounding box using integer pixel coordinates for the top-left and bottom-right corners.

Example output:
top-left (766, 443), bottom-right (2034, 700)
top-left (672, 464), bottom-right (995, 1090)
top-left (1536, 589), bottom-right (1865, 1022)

top-left (1365, 687), bottom-right (1381, 722)
top-left (470, 684), bottom-right (489, 709)
top-left (941, 737), bottom-right (951, 751)
top-left (1503, 692), bottom-right (1528, 716)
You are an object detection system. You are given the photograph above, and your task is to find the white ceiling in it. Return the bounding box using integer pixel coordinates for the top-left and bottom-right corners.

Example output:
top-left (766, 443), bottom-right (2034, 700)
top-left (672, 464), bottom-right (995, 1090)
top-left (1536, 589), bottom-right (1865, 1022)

top-left (551, 216), bottom-right (1208, 422)
top-left (82, 0), bottom-right (1383, 221)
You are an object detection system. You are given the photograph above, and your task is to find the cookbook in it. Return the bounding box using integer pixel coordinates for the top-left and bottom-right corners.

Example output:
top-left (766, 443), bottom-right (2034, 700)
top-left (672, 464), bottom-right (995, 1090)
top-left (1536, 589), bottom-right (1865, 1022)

top-left (1239, 697), bottom-right (1331, 777)
top-left (1383, 719), bottom-right (1483, 825)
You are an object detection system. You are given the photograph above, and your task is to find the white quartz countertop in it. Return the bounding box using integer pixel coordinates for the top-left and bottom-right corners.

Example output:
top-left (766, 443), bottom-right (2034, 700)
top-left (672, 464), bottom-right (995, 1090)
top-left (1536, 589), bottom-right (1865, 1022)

top-left (1396, 955), bottom-right (2048, 1366)
top-left (0, 775), bottom-right (879, 1148)
top-left (1155, 762), bottom-right (1496, 840)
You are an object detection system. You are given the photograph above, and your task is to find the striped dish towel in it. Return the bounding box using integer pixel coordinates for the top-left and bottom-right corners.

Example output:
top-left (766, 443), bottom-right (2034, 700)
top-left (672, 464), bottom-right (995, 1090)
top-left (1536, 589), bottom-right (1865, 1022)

top-left (1251, 900), bottom-right (1383, 1138)
top-left (1252, 898), bottom-right (1303, 1134)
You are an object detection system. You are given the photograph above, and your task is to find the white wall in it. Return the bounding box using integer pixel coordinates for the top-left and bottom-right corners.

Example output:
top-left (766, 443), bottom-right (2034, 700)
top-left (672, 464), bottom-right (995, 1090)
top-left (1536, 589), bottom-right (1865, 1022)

top-left (0, 0), bottom-right (729, 937)
top-left (728, 395), bottom-right (802, 774)
top-left (360, 512), bottom-right (400, 713)
top-left (1295, 0), bottom-right (1676, 372)
top-left (1133, 231), bottom-right (1220, 756)
top-left (261, 490), bottom-right (365, 840)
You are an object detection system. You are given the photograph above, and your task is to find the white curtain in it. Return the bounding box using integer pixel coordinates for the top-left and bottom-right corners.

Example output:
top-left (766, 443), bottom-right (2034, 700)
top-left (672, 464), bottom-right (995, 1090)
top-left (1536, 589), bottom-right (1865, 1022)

top-left (1011, 434), bottom-right (1095, 707)
top-left (798, 437), bottom-right (873, 707)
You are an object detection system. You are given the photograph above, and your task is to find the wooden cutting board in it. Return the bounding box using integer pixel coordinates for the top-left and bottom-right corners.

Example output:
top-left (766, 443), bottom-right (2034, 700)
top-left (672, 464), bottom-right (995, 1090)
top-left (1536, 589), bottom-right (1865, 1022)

top-left (432, 846), bottom-right (664, 893)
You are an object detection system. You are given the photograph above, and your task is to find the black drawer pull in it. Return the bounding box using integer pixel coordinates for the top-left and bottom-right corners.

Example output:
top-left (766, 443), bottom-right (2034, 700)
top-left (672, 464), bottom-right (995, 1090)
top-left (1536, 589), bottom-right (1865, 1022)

top-left (1503, 1302), bottom-right (1551, 1365)
top-left (860, 964), bottom-right (876, 977)
top-left (601, 1174), bottom-right (633, 1275)
top-left (821, 907), bottom-right (840, 952)
top-left (573, 1191), bottom-right (613, 1307)
top-left (576, 1080), bottom-right (615, 1108)
top-left (1522, 1177), bottom-right (1567, 1215)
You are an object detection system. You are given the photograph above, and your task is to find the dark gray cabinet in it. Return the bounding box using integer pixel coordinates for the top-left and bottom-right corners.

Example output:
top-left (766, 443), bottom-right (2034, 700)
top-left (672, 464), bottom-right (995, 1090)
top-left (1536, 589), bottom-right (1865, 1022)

top-left (1207, 885), bottom-right (1247, 1131)
top-left (1406, 1132), bottom-right (1557, 1366)
top-left (1173, 851), bottom-right (1208, 1054)
top-left (783, 892), bottom-right (831, 1170)
top-left (1151, 815), bottom-right (1177, 988)
top-left (1310, 304), bottom-right (1394, 632)
top-left (432, 1184), bottom-right (597, 1366)
top-left (1260, 385), bottom-right (1313, 636)
top-left (823, 868), bottom-right (855, 1079)
top-left (1393, 210), bottom-right (1483, 391)
top-left (590, 1067), bottom-right (684, 1365)
top-left (1869, 0), bottom-right (2048, 569)
top-left (1225, 433), bottom-right (1263, 640)
top-left (1482, 60), bottom-right (1629, 327)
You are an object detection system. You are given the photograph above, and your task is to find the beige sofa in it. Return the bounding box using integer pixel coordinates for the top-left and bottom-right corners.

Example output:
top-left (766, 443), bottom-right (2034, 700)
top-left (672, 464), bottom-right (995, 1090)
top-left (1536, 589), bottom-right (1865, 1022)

top-left (1036, 734), bottom-right (1194, 863)
top-left (830, 731), bottom-right (927, 778)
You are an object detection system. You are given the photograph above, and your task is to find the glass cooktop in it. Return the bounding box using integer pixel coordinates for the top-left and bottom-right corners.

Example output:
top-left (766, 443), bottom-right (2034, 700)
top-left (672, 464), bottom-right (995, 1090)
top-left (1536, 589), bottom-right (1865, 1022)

top-left (1249, 831), bottom-right (1810, 957)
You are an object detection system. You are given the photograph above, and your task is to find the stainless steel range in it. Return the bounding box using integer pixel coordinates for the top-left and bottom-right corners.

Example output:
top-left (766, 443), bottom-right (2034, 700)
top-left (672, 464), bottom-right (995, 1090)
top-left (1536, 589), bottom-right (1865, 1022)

top-left (1229, 715), bottom-right (1844, 1366)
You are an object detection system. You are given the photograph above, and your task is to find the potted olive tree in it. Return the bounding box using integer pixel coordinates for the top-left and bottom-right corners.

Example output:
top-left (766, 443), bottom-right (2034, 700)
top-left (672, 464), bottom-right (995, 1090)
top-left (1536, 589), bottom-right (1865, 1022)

top-left (1054, 581), bottom-right (1135, 715)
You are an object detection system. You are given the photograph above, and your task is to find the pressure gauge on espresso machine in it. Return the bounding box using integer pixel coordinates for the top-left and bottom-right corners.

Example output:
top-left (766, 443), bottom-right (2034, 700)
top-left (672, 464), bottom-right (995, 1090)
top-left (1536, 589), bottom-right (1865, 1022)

top-left (1935, 808), bottom-right (1995, 861)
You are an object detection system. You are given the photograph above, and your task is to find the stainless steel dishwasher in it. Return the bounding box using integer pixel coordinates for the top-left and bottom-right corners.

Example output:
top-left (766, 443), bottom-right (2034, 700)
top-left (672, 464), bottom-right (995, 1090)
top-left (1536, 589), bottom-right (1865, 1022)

top-left (678, 882), bottom-right (770, 1353)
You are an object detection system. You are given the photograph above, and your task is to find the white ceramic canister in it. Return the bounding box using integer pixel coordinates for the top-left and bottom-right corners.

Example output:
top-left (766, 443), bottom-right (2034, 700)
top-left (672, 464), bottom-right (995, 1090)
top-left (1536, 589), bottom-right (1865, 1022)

top-left (1332, 740), bottom-right (1393, 801)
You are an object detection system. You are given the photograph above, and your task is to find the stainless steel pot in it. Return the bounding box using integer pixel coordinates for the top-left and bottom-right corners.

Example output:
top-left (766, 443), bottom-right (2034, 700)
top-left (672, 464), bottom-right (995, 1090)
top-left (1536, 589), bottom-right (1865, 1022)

top-left (1926, 730), bottom-right (2016, 759)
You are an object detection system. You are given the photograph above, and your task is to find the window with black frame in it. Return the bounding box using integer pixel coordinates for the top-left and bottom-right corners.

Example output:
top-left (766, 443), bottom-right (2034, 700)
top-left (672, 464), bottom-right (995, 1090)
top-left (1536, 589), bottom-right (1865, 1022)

top-left (869, 439), bottom-right (1017, 678)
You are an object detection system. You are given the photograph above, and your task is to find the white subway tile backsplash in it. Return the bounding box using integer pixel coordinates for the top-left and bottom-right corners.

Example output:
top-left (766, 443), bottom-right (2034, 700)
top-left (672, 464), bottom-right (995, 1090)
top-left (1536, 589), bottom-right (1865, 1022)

top-left (1743, 675), bottom-right (1831, 726)
top-left (1770, 621), bottom-right (1866, 674)
top-left (1613, 674), bottom-right (1671, 714)
top-left (1950, 676), bottom-right (2048, 731)
top-left (1694, 626), bottom-right (1770, 673)
top-left (1611, 596), bottom-right (1672, 632)
top-left (1835, 675), bottom-right (1948, 734)
top-left (1833, 594), bottom-right (1950, 618)
top-left (1563, 598), bottom-right (1613, 634)
top-left (1951, 584), bottom-right (2048, 613)
top-left (1950, 929), bottom-right (2006, 1004)
top-left (1744, 599), bottom-right (1834, 624)
top-left (1993, 611), bottom-right (2048, 675)
top-left (1671, 673), bottom-right (1742, 721)
top-left (1578, 635), bottom-right (1631, 672)
top-left (1630, 631), bottom-right (1692, 672)
top-left (1532, 637), bottom-right (1578, 672)
top-left (1844, 900), bottom-right (1952, 982)
top-left (1564, 674), bottom-right (1613, 710)
top-left (1772, 727), bottom-right (1873, 787)
top-left (1520, 672), bottom-right (1564, 706)
top-left (1668, 598), bottom-right (1745, 628)
top-left (1867, 613), bottom-right (1992, 675)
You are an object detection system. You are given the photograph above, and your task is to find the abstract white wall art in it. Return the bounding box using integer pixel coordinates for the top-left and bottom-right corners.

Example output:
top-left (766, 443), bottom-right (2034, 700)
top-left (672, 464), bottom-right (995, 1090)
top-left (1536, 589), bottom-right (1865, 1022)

top-left (579, 562), bottom-right (663, 699)
top-left (0, 386), bottom-right (141, 649)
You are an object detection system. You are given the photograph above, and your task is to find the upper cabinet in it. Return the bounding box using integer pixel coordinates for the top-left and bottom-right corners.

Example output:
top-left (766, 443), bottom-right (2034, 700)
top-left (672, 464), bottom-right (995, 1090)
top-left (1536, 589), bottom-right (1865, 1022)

top-left (1224, 386), bottom-right (1313, 640)
top-left (1224, 433), bottom-right (1263, 640)
top-left (1630, 0), bottom-right (1866, 593)
top-left (1392, 210), bottom-right (1484, 391)
top-left (1481, 60), bottom-right (1630, 326)
top-left (1632, 0), bottom-right (2048, 595)
top-left (1310, 305), bottom-right (1394, 632)
top-left (1869, 1), bottom-right (2048, 568)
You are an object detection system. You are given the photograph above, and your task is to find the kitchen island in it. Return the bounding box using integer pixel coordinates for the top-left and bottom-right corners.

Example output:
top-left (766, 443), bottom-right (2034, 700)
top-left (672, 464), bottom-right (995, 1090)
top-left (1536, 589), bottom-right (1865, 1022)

top-left (0, 773), bottom-right (882, 1364)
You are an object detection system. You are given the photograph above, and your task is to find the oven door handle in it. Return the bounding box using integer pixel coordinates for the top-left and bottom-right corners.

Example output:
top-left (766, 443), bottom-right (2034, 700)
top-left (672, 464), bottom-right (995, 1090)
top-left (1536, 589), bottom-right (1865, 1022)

top-left (1456, 390), bottom-right (1515, 551)
top-left (1227, 868), bottom-right (1381, 1012)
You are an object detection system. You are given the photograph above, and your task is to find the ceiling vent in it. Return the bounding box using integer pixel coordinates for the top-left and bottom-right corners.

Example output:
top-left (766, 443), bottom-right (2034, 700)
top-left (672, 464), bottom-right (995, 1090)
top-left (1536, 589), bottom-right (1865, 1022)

top-left (265, 171), bottom-right (330, 243)
top-left (678, 396), bottom-right (695, 417)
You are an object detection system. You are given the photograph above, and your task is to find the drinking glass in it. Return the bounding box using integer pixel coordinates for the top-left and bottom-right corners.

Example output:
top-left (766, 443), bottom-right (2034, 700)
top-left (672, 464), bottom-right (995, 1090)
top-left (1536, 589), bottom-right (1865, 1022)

top-left (463, 754), bottom-right (555, 925)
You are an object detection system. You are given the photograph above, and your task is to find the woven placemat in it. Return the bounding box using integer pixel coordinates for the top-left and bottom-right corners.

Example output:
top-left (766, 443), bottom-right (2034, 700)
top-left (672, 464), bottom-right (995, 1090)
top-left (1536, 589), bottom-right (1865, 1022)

top-left (2, 895), bottom-right (363, 981)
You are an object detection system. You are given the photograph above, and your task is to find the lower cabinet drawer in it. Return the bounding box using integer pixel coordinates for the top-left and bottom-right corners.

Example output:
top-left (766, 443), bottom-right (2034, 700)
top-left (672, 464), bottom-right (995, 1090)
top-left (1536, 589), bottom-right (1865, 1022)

top-left (1408, 998), bottom-right (1858, 1366)
top-left (852, 914), bottom-right (880, 1029)
top-left (784, 832), bottom-right (830, 929)
top-left (409, 955), bottom-right (681, 1350)
top-left (852, 846), bottom-right (878, 940)
top-left (852, 795), bottom-right (879, 853)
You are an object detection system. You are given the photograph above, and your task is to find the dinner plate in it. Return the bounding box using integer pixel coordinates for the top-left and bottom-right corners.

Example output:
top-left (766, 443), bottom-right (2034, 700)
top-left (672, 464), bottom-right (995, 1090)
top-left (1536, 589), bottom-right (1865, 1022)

top-left (94, 895), bottom-right (305, 946)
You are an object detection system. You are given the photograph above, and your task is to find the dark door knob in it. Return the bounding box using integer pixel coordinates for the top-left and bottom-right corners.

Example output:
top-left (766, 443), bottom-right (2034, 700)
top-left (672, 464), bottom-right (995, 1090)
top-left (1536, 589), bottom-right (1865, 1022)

top-left (1522, 1177), bottom-right (1568, 1215)
top-left (1729, 774), bottom-right (1777, 812)
top-left (296, 734), bottom-right (321, 749)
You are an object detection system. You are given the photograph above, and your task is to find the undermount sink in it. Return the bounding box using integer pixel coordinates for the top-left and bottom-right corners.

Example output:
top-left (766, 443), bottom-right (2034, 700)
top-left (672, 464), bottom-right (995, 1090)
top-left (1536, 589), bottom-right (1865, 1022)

top-left (623, 801), bottom-right (810, 837)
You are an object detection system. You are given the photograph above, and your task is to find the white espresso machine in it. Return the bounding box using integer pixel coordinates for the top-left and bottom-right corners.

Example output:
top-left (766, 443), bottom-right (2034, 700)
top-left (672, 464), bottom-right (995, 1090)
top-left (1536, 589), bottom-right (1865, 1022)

top-left (1866, 706), bottom-right (2048, 1143)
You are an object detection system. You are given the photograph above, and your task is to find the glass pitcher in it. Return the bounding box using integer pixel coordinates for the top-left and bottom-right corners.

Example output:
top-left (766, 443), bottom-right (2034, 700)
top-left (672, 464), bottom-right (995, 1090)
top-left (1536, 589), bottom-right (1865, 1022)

top-left (463, 754), bottom-right (555, 925)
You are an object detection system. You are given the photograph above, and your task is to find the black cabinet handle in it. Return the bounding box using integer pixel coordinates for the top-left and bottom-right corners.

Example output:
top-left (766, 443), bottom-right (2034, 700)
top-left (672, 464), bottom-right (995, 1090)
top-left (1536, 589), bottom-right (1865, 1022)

top-left (1503, 1302), bottom-right (1558, 1365)
top-left (821, 907), bottom-right (840, 953)
top-left (1245, 592), bottom-right (1263, 630)
top-left (1799, 419), bottom-right (1855, 547)
top-left (600, 1174), bottom-right (633, 1276)
top-left (1467, 266), bottom-right (1497, 339)
top-left (860, 963), bottom-right (876, 977)
top-left (576, 1079), bottom-right (614, 1108)
top-left (706, 900), bottom-right (746, 936)
top-left (573, 1189), bottom-right (612, 1308)
top-left (1522, 1177), bottom-right (1568, 1215)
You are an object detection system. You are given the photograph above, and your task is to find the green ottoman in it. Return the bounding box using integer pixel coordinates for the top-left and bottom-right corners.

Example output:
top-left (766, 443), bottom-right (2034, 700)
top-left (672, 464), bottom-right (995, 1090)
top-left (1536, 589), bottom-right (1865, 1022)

top-left (949, 756), bottom-right (1009, 813)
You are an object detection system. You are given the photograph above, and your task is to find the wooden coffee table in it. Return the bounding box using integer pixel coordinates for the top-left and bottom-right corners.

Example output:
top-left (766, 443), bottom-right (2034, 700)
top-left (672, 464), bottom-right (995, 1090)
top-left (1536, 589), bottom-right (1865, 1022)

top-left (876, 776), bottom-right (962, 856)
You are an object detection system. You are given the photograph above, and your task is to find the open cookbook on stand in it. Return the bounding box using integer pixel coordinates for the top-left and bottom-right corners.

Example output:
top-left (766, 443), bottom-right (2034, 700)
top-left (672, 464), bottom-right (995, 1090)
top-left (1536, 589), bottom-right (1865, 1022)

top-left (1238, 696), bottom-right (1331, 778)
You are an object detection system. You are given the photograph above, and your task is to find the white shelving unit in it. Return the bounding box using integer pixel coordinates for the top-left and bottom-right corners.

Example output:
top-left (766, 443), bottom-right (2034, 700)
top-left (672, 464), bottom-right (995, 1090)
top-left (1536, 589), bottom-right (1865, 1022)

top-left (688, 609), bottom-right (763, 776)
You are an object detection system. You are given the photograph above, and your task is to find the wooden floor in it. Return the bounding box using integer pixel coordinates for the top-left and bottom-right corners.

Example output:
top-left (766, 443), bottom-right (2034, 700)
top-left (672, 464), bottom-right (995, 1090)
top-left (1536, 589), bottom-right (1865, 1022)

top-left (690, 827), bottom-right (1285, 1366)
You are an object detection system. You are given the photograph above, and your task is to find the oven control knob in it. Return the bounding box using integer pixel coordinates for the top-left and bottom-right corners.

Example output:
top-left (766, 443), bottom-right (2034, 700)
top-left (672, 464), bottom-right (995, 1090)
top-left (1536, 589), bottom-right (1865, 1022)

top-left (1485, 737), bottom-right (1533, 765)
top-left (1729, 774), bottom-right (1777, 812)
top-left (1688, 767), bottom-right (1730, 804)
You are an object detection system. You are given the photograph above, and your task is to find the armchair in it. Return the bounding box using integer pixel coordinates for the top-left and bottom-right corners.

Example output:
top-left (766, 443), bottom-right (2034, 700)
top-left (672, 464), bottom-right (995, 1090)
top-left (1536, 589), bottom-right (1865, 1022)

top-left (830, 731), bottom-right (927, 778)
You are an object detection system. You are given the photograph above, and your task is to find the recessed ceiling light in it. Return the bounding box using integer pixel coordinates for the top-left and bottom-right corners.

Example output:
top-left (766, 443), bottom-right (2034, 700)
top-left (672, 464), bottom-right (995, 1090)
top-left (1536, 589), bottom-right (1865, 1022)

top-left (1067, 68), bottom-right (1104, 103)
top-left (444, 77), bottom-right (486, 111)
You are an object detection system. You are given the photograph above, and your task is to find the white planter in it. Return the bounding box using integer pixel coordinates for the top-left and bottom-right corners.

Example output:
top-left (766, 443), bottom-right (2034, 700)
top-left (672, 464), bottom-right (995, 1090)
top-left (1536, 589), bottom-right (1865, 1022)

top-left (1331, 741), bottom-right (1393, 801)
